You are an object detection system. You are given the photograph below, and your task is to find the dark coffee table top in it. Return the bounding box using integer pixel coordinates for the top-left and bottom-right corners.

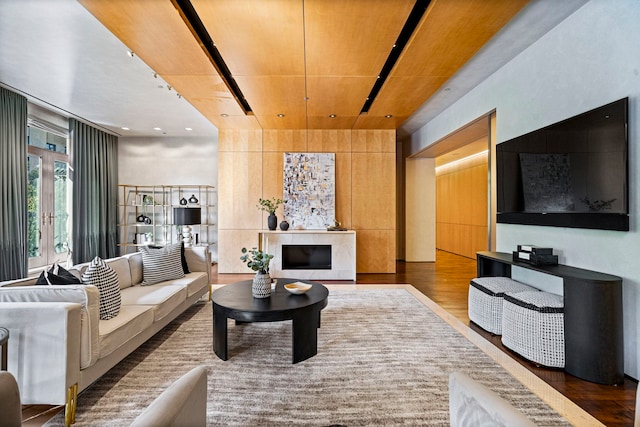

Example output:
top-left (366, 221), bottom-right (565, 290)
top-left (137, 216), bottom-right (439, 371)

top-left (212, 278), bottom-right (329, 322)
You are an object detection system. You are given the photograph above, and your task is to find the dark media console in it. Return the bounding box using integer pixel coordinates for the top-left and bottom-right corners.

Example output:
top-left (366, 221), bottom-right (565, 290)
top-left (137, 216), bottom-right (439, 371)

top-left (477, 251), bottom-right (624, 385)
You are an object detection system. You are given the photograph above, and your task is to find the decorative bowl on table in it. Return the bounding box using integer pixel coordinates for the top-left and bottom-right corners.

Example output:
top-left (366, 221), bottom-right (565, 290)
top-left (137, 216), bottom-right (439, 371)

top-left (284, 282), bottom-right (313, 294)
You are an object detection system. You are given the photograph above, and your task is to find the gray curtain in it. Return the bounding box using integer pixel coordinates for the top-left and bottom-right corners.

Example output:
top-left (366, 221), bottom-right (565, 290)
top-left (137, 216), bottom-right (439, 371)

top-left (70, 119), bottom-right (118, 264)
top-left (0, 87), bottom-right (28, 280)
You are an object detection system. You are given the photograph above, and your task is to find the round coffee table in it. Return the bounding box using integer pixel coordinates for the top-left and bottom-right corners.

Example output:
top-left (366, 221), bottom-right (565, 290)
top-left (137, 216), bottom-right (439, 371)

top-left (212, 279), bottom-right (329, 364)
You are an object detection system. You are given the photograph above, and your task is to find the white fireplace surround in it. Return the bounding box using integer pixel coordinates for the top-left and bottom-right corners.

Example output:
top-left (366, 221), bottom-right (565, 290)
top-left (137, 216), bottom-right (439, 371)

top-left (260, 230), bottom-right (356, 281)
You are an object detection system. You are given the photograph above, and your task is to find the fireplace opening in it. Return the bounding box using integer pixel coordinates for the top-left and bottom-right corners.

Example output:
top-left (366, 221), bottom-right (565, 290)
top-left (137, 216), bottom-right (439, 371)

top-left (282, 244), bottom-right (332, 270)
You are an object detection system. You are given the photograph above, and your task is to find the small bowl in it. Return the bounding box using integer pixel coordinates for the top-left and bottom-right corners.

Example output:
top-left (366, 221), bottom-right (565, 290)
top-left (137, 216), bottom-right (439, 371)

top-left (284, 282), bottom-right (313, 294)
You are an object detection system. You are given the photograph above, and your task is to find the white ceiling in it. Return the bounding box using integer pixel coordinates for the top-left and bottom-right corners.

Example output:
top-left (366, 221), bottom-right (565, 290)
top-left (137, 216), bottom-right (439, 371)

top-left (0, 0), bottom-right (587, 142)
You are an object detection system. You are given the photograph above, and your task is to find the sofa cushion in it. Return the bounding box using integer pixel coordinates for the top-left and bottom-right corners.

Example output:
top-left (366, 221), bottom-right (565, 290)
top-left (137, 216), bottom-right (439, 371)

top-left (139, 243), bottom-right (185, 285)
top-left (153, 272), bottom-right (209, 298)
top-left (124, 252), bottom-right (143, 286)
top-left (120, 285), bottom-right (187, 322)
top-left (105, 257), bottom-right (134, 290)
top-left (82, 257), bottom-right (122, 320)
top-left (98, 304), bottom-right (154, 359)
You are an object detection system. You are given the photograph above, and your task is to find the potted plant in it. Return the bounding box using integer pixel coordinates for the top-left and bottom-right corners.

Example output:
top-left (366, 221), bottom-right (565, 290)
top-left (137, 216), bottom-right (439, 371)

top-left (240, 247), bottom-right (275, 298)
top-left (257, 197), bottom-right (284, 230)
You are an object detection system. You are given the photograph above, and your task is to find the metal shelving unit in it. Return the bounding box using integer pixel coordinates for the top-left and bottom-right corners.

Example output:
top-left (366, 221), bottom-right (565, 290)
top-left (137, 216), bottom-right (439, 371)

top-left (117, 184), bottom-right (216, 255)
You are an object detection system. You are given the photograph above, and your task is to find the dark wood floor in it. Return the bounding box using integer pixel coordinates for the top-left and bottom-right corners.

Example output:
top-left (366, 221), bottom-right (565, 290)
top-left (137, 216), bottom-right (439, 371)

top-left (351, 251), bottom-right (637, 427)
top-left (22, 250), bottom-right (636, 426)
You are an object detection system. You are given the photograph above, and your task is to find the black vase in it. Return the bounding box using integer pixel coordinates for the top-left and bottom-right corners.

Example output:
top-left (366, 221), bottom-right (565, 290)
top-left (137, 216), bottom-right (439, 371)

top-left (279, 220), bottom-right (290, 231)
top-left (268, 213), bottom-right (277, 230)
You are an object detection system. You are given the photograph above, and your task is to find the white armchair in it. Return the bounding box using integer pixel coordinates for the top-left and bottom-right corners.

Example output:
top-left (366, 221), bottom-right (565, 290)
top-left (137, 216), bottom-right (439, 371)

top-left (0, 371), bottom-right (22, 427)
top-left (449, 371), bottom-right (536, 427)
top-left (130, 366), bottom-right (208, 427)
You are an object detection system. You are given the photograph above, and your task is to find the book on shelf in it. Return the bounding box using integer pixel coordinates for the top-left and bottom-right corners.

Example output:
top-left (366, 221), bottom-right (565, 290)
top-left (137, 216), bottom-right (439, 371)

top-left (517, 245), bottom-right (554, 255)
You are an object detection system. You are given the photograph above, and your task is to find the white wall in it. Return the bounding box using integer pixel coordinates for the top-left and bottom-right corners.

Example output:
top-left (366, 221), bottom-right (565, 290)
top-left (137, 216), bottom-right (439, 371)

top-left (405, 158), bottom-right (436, 261)
top-left (118, 135), bottom-right (219, 259)
top-left (408, 0), bottom-right (640, 379)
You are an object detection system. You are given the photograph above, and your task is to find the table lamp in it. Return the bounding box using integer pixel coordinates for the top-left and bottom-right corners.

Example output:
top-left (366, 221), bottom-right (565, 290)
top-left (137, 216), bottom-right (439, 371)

top-left (173, 207), bottom-right (201, 247)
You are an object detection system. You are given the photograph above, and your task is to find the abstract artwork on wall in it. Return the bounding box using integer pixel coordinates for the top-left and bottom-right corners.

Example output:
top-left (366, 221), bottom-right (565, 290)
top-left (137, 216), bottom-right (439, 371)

top-left (283, 153), bottom-right (335, 229)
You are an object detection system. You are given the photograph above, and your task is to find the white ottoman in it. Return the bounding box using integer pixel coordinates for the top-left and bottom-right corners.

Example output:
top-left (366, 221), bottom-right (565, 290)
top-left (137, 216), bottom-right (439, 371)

top-left (468, 277), bottom-right (537, 335)
top-left (501, 291), bottom-right (565, 368)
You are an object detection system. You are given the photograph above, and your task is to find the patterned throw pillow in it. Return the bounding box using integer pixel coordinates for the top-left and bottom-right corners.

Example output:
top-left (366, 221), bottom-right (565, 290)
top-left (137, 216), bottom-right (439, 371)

top-left (81, 256), bottom-right (121, 320)
top-left (148, 242), bottom-right (190, 274)
top-left (36, 263), bottom-right (82, 285)
top-left (139, 242), bottom-right (185, 286)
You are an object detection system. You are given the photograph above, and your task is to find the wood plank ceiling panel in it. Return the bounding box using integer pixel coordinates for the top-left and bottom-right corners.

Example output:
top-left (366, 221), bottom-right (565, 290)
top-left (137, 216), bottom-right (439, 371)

top-left (192, 0), bottom-right (305, 76)
top-left (80, 0), bottom-right (529, 132)
top-left (304, 0), bottom-right (414, 76)
top-left (192, 0), bottom-right (305, 127)
top-left (77, 0), bottom-right (257, 129)
top-left (368, 0), bottom-right (529, 118)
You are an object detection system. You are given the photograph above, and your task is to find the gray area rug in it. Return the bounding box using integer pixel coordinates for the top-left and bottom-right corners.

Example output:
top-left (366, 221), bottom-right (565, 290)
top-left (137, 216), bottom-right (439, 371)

top-left (45, 288), bottom-right (569, 426)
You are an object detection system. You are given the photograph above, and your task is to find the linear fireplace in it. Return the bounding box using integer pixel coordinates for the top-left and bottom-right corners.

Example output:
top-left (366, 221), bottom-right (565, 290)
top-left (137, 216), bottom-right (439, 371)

top-left (282, 244), bottom-right (332, 270)
top-left (259, 231), bottom-right (356, 280)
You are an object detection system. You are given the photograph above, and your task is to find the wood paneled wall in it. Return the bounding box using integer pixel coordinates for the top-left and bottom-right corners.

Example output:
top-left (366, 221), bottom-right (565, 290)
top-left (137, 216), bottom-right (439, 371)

top-left (218, 129), bottom-right (396, 273)
top-left (435, 150), bottom-right (488, 259)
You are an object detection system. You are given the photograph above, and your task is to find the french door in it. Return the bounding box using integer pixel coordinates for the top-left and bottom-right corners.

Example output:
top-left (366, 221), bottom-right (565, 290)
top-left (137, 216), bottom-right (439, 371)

top-left (27, 131), bottom-right (71, 270)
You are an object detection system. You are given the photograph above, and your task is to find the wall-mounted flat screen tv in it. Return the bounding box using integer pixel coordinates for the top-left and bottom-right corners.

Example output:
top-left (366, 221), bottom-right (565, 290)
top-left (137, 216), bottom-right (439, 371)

top-left (497, 97), bottom-right (629, 231)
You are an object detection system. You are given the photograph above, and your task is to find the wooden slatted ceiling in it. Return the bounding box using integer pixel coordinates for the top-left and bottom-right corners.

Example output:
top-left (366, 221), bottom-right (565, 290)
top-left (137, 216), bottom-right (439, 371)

top-left (78, 0), bottom-right (529, 131)
top-left (368, 0), bottom-right (529, 118)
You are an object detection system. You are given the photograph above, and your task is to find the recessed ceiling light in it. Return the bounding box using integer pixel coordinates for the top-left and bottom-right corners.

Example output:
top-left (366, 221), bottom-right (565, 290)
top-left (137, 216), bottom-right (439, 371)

top-left (329, 114), bottom-right (337, 118)
top-left (121, 127), bottom-right (130, 131)
top-left (153, 127), bottom-right (162, 131)
top-left (185, 127), bottom-right (193, 131)
top-left (220, 113), bottom-right (229, 117)
top-left (385, 115), bottom-right (393, 118)
top-left (277, 114), bottom-right (285, 118)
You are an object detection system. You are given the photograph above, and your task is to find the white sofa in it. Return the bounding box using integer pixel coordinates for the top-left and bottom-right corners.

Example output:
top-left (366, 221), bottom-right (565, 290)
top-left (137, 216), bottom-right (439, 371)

top-left (449, 371), bottom-right (536, 427)
top-left (0, 246), bottom-right (211, 426)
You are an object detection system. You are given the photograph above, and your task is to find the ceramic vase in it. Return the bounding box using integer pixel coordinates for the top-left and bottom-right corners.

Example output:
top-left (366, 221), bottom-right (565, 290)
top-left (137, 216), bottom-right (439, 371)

top-left (279, 220), bottom-right (290, 230)
top-left (268, 213), bottom-right (277, 230)
top-left (252, 272), bottom-right (272, 298)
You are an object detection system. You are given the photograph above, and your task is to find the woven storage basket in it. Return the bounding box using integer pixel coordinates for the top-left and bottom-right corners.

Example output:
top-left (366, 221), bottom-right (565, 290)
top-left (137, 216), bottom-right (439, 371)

top-left (501, 291), bottom-right (565, 368)
top-left (468, 277), bottom-right (537, 335)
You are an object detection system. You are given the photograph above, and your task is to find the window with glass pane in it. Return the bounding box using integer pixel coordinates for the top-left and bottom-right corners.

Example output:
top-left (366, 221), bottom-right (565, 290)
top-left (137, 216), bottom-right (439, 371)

top-left (27, 154), bottom-right (41, 258)
top-left (27, 126), bottom-right (71, 269)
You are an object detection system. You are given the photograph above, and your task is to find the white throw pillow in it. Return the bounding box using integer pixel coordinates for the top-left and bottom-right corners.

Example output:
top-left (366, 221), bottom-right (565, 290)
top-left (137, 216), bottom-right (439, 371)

top-left (139, 243), bottom-right (185, 285)
top-left (82, 256), bottom-right (121, 320)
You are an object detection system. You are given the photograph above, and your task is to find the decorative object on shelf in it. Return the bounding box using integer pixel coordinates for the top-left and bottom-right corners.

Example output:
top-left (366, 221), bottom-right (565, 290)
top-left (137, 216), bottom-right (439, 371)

top-left (240, 247), bottom-right (274, 298)
top-left (143, 195), bottom-right (154, 205)
top-left (326, 219), bottom-right (347, 231)
top-left (134, 232), bottom-right (153, 245)
top-left (136, 214), bottom-right (152, 224)
top-left (188, 194), bottom-right (199, 204)
top-left (173, 207), bottom-right (201, 247)
top-left (279, 220), bottom-right (290, 231)
top-left (513, 245), bottom-right (558, 266)
top-left (179, 197), bottom-right (188, 206)
top-left (257, 197), bottom-right (284, 231)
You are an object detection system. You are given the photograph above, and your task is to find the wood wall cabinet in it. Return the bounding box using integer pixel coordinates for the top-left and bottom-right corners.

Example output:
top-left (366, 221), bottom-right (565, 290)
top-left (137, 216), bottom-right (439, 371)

top-left (117, 184), bottom-right (216, 255)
